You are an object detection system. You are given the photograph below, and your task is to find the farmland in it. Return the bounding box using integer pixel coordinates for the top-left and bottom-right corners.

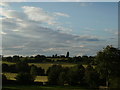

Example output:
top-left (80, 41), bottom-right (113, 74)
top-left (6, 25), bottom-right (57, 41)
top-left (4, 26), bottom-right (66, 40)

top-left (2, 61), bottom-right (78, 72)
top-left (2, 85), bottom-right (97, 90)
top-left (2, 73), bottom-right (99, 90)
top-left (3, 73), bottom-right (48, 82)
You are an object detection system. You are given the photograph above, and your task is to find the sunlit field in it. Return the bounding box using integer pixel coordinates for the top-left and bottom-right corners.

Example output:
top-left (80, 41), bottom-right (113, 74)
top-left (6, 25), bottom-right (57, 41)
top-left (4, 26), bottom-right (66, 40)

top-left (3, 73), bottom-right (48, 82)
top-left (2, 85), bottom-right (96, 90)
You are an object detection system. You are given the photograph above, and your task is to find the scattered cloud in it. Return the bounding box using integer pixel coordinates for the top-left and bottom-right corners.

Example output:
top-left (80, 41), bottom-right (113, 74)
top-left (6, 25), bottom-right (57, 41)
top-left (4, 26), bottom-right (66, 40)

top-left (1, 2), bottom-right (114, 56)
top-left (0, 0), bottom-right (119, 2)
top-left (0, 31), bottom-right (7, 35)
top-left (0, 2), bottom-right (10, 7)
top-left (22, 6), bottom-right (56, 25)
top-left (1, 0), bottom-right (28, 2)
top-left (104, 28), bottom-right (118, 35)
top-left (54, 12), bottom-right (70, 17)
top-left (79, 2), bottom-right (92, 7)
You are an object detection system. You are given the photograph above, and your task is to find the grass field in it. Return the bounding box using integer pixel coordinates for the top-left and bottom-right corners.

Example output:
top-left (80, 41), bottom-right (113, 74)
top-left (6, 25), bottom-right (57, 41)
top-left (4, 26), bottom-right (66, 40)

top-left (3, 73), bottom-right (48, 82)
top-left (2, 61), bottom-right (77, 71)
top-left (2, 85), bottom-right (97, 90)
top-left (29, 63), bottom-right (77, 71)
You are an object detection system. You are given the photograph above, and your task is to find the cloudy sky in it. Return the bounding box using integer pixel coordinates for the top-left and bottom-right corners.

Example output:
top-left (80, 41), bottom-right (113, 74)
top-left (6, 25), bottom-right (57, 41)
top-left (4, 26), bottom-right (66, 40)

top-left (0, 2), bottom-right (118, 56)
top-left (1, 0), bottom-right (120, 2)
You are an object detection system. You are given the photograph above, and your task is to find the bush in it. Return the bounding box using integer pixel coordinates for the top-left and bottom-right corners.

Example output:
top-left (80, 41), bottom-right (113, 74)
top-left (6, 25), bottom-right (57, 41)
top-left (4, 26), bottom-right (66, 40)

top-left (110, 77), bottom-right (120, 88)
top-left (16, 61), bottom-right (30, 73)
top-left (67, 64), bottom-right (85, 86)
top-left (15, 72), bottom-right (35, 85)
top-left (2, 63), bottom-right (9, 72)
top-left (48, 65), bottom-right (63, 85)
top-left (84, 65), bottom-right (100, 88)
top-left (2, 74), bottom-right (8, 85)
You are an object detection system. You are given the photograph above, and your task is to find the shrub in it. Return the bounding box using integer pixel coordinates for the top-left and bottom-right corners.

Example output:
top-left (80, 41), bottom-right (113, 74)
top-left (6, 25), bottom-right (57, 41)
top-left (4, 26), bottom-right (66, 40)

top-left (15, 72), bottom-right (35, 85)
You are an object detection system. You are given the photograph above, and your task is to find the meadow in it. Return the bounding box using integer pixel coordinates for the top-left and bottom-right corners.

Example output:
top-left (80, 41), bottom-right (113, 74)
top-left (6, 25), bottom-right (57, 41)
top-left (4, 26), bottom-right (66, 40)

top-left (2, 61), bottom-right (77, 71)
top-left (3, 73), bottom-right (48, 82)
top-left (2, 85), bottom-right (97, 90)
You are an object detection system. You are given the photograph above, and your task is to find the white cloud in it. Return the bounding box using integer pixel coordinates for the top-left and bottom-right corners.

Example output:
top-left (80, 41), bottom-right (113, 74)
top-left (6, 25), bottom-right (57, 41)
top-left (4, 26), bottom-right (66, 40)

top-left (1, 0), bottom-right (27, 2)
top-left (22, 6), bottom-right (56, 25)
top-left (0, 0), bottom-right (119, 2)
top-left (104, 28), bottom-right (118, 35)
top-left (0, 31), bottom-right (7, 35)
top-left (43, 48), bottom-right (63, 52)
top-left (54, 12), bottom-right (70, 17)
top-left (79, 2), bottom-right (92, 6)
top-left (56, 26), bottom-right (72, 33)
top-left (12, 29), bottom-right (20, 32)
top-left (79, 45), bottom-right (85, 48)
top-left (0, 7), bottom-right (27, 21)
top-left (56, 0), bottom-right (82, 1)
top-left (0, 2), bottom-right (10, 7)
top-left (1, 4), bottom-right (103, 56)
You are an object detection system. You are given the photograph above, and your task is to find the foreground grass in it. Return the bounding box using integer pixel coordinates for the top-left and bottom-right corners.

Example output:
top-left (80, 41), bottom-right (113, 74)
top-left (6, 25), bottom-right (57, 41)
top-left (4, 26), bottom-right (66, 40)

top-left (2, 85), bottom-right (98, 90)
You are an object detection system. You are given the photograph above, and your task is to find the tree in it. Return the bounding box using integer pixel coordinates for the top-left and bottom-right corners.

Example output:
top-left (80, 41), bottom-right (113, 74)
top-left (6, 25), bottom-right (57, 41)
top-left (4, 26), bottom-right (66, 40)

top-left (2, 63), bottom-right (9, 72)
top-left (13, 55), bottom-right (20, 62)
top-left (67, 64), bottom-right (85, 86)
top-left (30, 65), bottom-right (38, 77)
top-left (15, 72), bottom-right (35, 85)
top-left (84, 65), bottom-right (100, 88)
top-left (95, 45), bottom-right (120, 88)
top-left (58, 72), bottom-right (66, 86)
top-left (58, 67), bottom-right (69, 86)
top-left (34, 55), bottom-right (46, 62)
top-left (9, 64), bottom-right (17, 73)
top-left (66, 52), bottom-right (69, 58)
top-left (47, 65), bottom-right (63, 85)
top-left (16, 61), bottom-right (30, 73)
top-left (5, 56), bottom-right (12, 62)
top-left (2, 74), bottom-right (8, 85)
top-left (37, 67), bottom-right (45, 76)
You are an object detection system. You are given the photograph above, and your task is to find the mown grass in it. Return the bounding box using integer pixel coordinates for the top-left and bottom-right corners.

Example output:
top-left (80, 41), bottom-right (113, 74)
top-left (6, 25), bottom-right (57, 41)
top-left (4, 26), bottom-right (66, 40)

top-left (29, 63), bottom-right (76, 71)
top-left (2, 85), bottom-right (97, 90)
top-left (4, 73), bottom-right (17, 81)
top-left (2, 61), bottom-right (15, 65)
top-left (2, 61), bottom-right (77, 71)
top-left (3, 73), bottom-right (48, 82)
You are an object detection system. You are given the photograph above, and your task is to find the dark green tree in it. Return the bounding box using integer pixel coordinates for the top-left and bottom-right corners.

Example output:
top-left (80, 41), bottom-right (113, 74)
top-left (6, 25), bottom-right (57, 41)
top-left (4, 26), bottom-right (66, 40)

top-left (47, 65), bottom-right (63, 85)
top-left (58, 72), bottom-right (66, 86)
top-left (84, 65), bottom-right (100, 88)
top-left (95, 45), bottom-right (120, 88)
top-left (30, 65), bottom-right (38, 77)
top-left (37, 67), bottom-right (45, 76)
top-left (13, 55), bottom-right (20, 62)
top-left (2, 63), bottom-right (9, 72)
top-left (58, 67), bottom-right (69, 86)
top-left (16, 61), bottom-right (30, 73)
top-left (2, 74), bottom-right (8, 85)
top-left (67, 64), bottom-right (85, 86)
top-left (15, 72), bottom-right (35, 85)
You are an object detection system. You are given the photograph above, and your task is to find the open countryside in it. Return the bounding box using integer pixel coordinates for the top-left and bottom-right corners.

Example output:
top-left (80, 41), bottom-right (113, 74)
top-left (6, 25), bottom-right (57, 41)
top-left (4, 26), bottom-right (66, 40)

top-left (1, 2), bottom-right (119, 90)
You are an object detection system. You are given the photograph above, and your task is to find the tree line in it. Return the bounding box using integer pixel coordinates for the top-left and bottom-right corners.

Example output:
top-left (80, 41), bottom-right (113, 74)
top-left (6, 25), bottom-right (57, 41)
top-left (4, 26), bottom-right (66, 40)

top-left (2, 45), bottom-right (120, 89)
top-left (2, 52), bottom-right (95, 64)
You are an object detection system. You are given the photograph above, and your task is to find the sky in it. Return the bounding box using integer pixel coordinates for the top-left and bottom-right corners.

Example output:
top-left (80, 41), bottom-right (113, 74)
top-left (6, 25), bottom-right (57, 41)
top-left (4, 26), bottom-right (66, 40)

top-left (0, 2), bottom-right (118, 56)
top-left (1, 0), bottom-right (120, 2)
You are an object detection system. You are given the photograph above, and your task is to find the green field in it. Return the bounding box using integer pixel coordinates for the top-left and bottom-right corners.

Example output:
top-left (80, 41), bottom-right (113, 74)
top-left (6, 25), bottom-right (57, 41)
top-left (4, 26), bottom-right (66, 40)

top-left (2, 61), bottom-right (77, 71)
top-left (29, 63), bottom-right (77, 71)
top-left (2, 85), bottom-right (97, 90)
top-left (3, 73), bottom-right (48, 82)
